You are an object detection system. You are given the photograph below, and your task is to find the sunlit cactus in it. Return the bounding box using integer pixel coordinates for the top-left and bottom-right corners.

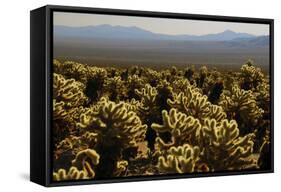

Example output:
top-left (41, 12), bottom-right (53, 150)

top-left (85, 67), bottom-right (108, 102)
top-left (114, 160), bottom-right (129, 176)
top-left (53, 100), bottom-right (68, 121)
top-left (219, 85), bottom-right (264, 134)
top-left (53, 148), bottom-right (99, 181)
top-left (53, 60), bottom-right (89, 83)
top-left (123, 98), bottom-right (144, 114)
top-left (205, 105), bottom-right (227, 122)
top-left (171, 78), bottom-right (200, 94)
top-left (77, 97), bottom-right (147, 178)
top-left (240, 60), bottom-right (265, 90)
top-left (202, 119), bottom-right (256, 171)
top-left (151, 108), bottom-right (201, 147)
top-left (72, 149), bottom-right (100, 168)
top-left (53, 166), bottom-right (93, 181)
top-left (255, 80), bottom-right (270, 112)
top-left (156, 80), bottom-right (173, 112)
top-left (53, 59), bottom-right (63, 73)
top-left (55, 132), bottom-right (98, 157)
top-left (157, 144), bottom-right (200, 174)
top-left (134, 84), bottom-right (159, 150)
top-left (197, 66), bottom-right (208, 88)
top-left (53, 131), bottom-right (99, 171)
top-left (53, 73), bottom-right (88, 142)
top-left (53, 73), bottom-right (88, 108)
top-left (104, 76), bottom-right (127, 101)
top-left (142, 68), bottom-right (162, 87)
top-left (78, 97), bottom-right (147, 147)
top-left (126, 74), bottom-right (146, 99)
top-left (167, 88), bottom-right (211, 120)
top-left (135, 82), bottom-right (174, 150)
top-left (135, 84), bottom-right (158, 109)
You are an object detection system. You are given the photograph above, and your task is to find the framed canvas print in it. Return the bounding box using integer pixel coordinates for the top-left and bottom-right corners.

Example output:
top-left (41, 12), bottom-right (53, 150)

top-left (30, 5), bottom-right (274, 187)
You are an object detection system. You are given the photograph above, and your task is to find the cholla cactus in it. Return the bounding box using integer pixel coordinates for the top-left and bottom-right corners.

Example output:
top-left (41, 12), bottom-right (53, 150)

top-left (53, 73), bottom-right (88, 108)
top-left (255, 81), bottom-right (270, 112)
top-left (53, 74), bottom-right (88, 141)
top-left (135, 84), bottom-right (158, 110)
top-left (72, 149), bottom-right (100, 168)
top-left (219, 85), bottom-right (263, 133)
top-left (167, 88), bottom-right (211, 120)
top-left (53, 100), bottom-right (68, 121)
top-left (53, 59), bottom-right (108, 102)
top-left (55, 132), bottom-right (98, 157)
top-left (197, 66), bottom-right (208, 88)
top-left (208, 80), bottom-right (224, 104)
top-left (142, 68), bottom-right (163, 87)
top-left (104, 76), bottom-right (127, 101)
top-left (240, 60), bottom-right (264, 90)
top-left (77, 97), bottom-right (147, 148)
top-left (151, 108), bottom-right (201, 147)
top-left (205, 105), bottom-right (227, 122)
top-left (135, 84), bottom-right (159, 150)
top-left (172, 78), bottom-right (200, 94)
top-left (84, 67), bottom-right (107, 102)
top-left (126, 74), bottom-right (146, 99)
top-left (53, 149), bottom-right (99, 181)
top-left (77, 97), bottom-right (147, 178)
top-left (202, 119), bottom-right (256, 171)
top-left (153, 109), bottom-right (257, 172)
top-left (53, 60), bottom-right (89, 83)
top-left (157, 144), bottom-right (200, 174)
top-left (156, 80), bottom-right (173, 111)
top-left (199, 68), bottom-right (223, 97)
top-left (53, 131), bottom-right (99, 172)
top-left (53, 60), bottom-right (107, 85)
top-left (168, 85), bottom-right (227, 123)
top-left (53, 59), bottom-right (63, 73)
top-left (167, 87), bottom-right (226, 122)
top-left (258, 135), bottom-right (271, 170)
top-left (136, 83), bottom-right (175, 150)
top-left (114, 160), bottom-right (129, 176)
top-left (184, 65), bottom-right (195, 81)
top-left (53, 166), bottom-right (94, 181)
top-left (123, 99), bottom-right (144, 114)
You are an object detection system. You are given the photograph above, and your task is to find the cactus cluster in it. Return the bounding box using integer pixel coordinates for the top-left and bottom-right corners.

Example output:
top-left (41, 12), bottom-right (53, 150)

top-left (52, 59), bottom-right (271, 181)
top-left (53, 149), bottom-right (99, 181)
top-left (157, 144), bottom-right (200, 174)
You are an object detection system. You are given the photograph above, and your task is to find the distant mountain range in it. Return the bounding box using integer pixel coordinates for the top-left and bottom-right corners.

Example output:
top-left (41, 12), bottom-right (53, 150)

top-left (54, 24), bottom-right (264, 42)
top-left (54, 24), bottom-right (269, 70)
top-left (224, 35), bottom-right (269, 47)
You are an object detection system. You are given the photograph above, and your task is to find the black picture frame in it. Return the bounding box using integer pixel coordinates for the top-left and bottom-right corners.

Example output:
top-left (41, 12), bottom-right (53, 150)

top-left (30, 4), bottom-right (274, 187)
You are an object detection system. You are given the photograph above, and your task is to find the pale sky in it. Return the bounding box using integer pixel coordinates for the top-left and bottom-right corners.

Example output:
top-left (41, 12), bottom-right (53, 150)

top-left (54, 12), bottom-right (269, 36)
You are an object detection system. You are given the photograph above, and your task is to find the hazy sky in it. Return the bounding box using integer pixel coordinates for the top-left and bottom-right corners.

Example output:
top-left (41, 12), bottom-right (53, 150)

top-left (54, 12), bottom-right (269, 36)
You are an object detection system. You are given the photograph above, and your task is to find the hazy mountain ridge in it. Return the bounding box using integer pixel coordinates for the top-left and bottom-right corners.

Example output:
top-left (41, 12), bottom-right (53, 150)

top-left (54, 24), bottom-right (260, 41)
